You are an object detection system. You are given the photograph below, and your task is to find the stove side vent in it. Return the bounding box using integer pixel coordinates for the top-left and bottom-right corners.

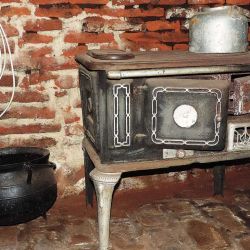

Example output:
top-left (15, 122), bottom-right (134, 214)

top-left (227, 120), bottom-right (250, 151)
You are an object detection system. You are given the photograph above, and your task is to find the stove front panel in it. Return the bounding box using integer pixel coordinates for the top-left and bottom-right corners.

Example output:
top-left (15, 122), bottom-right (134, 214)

top-left (79, 67), bottom-right (232, 162)
top-left (145, 78), bottom-right (230, 150)
top-left (105, 78), bottom-right (230, 152)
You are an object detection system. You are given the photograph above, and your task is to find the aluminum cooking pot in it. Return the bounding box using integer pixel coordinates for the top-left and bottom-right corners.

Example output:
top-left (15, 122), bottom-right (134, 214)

top-left (189, 6), bottom-right (250, 53)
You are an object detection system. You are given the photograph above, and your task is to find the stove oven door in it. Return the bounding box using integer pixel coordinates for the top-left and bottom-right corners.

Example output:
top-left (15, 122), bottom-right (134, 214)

top-left (144, 78), bottom-right (230, 151)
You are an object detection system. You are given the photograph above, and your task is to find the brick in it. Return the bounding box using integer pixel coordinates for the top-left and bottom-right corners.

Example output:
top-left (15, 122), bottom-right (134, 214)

top-left (120, 32), bottom-right (161, 44)
top-left (0, 39), bottom-right (15, 53)
top-left (30, 0), bottom-right (108, 3)
top-left (166, 7), bottom-right (198, 19)
top-left (29, 46), bottom-right (53, 58)
top-left (112, 0), bottom-right (151, 5)
top-left (19, 33), bottom-right (53, 46)
top-left (64, 32), bottom-right (114, 44)
top-left (63, 110), bottom-right (80, 124)
top-left (3, 106), bottom-right (55, 119)
top-left (126, 42), bottom-right (172, 51)
top-left (159, 200), bottom-right (196, 215)
top-left (62, 46), bottom-right (87, 57)
top-left (85, 7), bottom-right (164, 17)
top-left (114, 0), bottom-right (186, 5)
top-left (188, 0), bottom-right (225, 3)
top-left (226, 0), bottom-right (250, 4)
top-left (173, 43), bottom-right (189, 51)
top-left (20, 72), bottom-right (57, 89)
top-left (109, 19), bottom-right (143, 31)
top-left (100, 41), bottom-right (119, 50)
top-left (240, 236), bottom-right (250, 250)
top-left (187, 220), bottom-right (229, 249)
top-left (0, 0), bottom-right (21, 2)
top-left (30, 0), bottom-right (67, 3)
top-left (0, 6), bottom-right (31, 17)
top-left (0, 123), bottom-right (61, 135)
top-left (0, 91), bottom-right (14, 103)
top-left (14, 54), bottom-right (44, 70)
top-left (39, 57), bottom-right (78, 72)
top-left (156, 0), bottom-right (186, 4)
top-left (0, 22), bottom-right (19, 37)
top-left (65, 123), bottom-right (84, 136)
top-left (0, 91), bottom-right (49, 103)
top-left (83, 16), bottom-right (105, 33)
top-left (55, 75), bottom-right (77, 89)
top-left (136, 204), bottom-right (165, 227)
top-left (0, 137), bottom-right (57, 148)
top-left (160, 31), bottom-right (189, 43)
top-left (70, 0), bottom-right (108, 3)
top-left (120, 32), bottom-right (172, 51)
top-left (83, 16), bottom-right (142, 32)
top-left (121, 31), bottom-right (188, 44)
top-left (55, 90), bottom-right (67, 97)
top-left (145, 20), bottom-right (180, 31)
top-left (35, 85), bottom-right (45, 92)
top-left (72, 98), bottom-right (82, 108)
top-left (35, 6), bottom-right (82, 18)
top-left (24, 19), bottom-right (62, 32)
top-left (0, 75), bottom-right (18, 87)
top-left (207, 208), bottom-right (246, 233)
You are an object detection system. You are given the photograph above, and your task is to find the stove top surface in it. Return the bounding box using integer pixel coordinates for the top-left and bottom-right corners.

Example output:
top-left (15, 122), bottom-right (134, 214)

top-left (76, 50), bottom-right (250, 71)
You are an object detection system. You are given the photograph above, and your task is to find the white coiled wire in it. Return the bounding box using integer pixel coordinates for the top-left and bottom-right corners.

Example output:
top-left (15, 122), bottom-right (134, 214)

top-left (0, 23), bottom-right (15, 118)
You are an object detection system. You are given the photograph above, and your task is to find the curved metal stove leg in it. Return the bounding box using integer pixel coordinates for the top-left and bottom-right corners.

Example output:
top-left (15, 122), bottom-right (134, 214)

top-left (90, 169), bottom-right (121, 250)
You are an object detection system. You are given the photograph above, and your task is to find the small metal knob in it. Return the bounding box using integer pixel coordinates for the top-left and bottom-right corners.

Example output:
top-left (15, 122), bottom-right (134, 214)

top-left (216, 115), bottom-right (222, 122)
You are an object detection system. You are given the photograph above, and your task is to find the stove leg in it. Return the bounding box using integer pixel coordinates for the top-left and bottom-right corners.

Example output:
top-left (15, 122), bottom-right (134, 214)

top-left (213, 165), bottom-right (226, 195)
top-left (90, 169), bottom-right (121, 250)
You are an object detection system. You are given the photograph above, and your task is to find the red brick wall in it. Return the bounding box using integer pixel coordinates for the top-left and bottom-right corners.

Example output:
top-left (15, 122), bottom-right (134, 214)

top-left (0, 0), bottom-right (249, 195)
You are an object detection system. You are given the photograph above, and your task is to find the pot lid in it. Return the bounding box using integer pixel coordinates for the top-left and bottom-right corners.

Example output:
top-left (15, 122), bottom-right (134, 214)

top-left (87, 49), bottom-right (135, 60)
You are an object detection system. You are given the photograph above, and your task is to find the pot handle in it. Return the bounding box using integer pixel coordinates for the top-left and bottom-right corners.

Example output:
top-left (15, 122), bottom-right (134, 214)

top-left (23, 162), bottom-right (32, 184)
top-left (23, 162), bottom-right (56, 185)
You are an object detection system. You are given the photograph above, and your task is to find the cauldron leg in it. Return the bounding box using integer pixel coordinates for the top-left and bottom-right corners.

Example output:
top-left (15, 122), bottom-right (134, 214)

top-left (90, 169), bottom-right (121, 250)
top-left (213, 165), bottom-right (226, 195)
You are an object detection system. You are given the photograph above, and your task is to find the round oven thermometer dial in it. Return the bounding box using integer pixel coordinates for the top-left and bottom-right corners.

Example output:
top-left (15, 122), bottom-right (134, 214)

top-left (173, 105), bottom-right (198, 128)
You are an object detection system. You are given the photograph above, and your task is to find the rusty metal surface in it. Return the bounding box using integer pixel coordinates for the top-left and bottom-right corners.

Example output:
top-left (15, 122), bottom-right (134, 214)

top-left (82, 138), bottom-right (250, 174)
top-left (106, 66), bottom-right (250, 79)
top-left (229, 76), bottom-right (250, 115)
top-left (228, 114), bottom-right (250, 122)
top-left (76, 51), bottom-right (250, 71)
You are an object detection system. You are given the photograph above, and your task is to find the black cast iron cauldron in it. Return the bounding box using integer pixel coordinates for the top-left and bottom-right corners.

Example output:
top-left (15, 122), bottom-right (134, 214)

top-left (0, 147), bottom-right (57, 226)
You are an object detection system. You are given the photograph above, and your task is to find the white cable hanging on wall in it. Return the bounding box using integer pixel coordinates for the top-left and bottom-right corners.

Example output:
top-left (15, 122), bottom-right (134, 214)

top-left (0, 23), bottom-right (16, 118)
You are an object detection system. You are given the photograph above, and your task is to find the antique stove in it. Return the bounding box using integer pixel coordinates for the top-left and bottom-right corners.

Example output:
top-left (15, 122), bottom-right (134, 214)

top-left (76, 50), bottom-right (250, 250)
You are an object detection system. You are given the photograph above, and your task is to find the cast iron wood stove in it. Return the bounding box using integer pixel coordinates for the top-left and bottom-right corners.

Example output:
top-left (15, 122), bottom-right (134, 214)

top-left (76, 50), bottom-right (250, 250)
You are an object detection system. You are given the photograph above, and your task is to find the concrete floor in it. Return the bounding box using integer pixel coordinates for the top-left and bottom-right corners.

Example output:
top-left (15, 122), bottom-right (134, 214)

top-left (0, 166), bottom-right (249, 250)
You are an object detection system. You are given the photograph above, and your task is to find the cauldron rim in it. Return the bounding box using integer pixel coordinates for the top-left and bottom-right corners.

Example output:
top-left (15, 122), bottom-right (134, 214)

top-left (0, 147), bottom-right (50, 172)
